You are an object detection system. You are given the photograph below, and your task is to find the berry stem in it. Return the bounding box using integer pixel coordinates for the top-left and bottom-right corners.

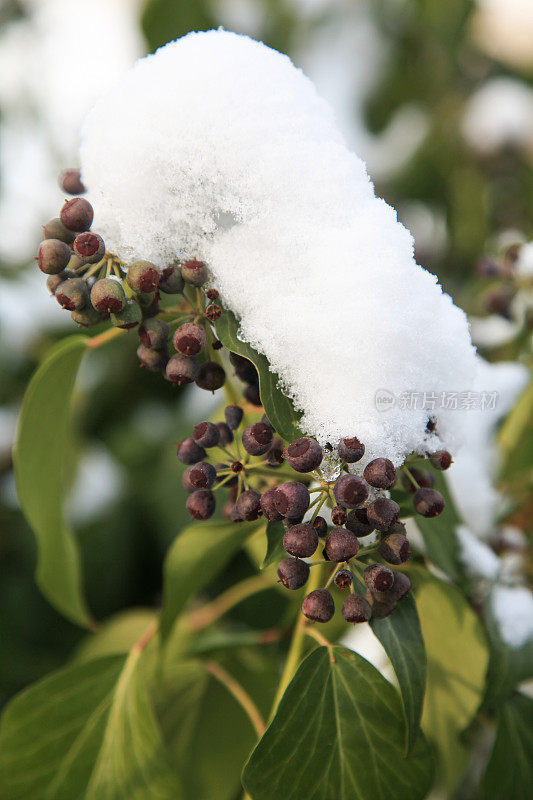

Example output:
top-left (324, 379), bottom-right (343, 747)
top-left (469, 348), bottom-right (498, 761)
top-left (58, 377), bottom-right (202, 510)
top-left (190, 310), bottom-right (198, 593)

top-left (269, 557), bottom-right (324, 719)
top-left (205, 661), bottom-right (266, 738)
top-left (187, 573), bottom-right (272, 630)
top-left (88, 327), bottom-right (126, 349)
top-left (304, 626), bottom-right (334, 658)
top-left (310, 493), bottom-right (327, 522)
top-left (402, 465), bottom-right (420, 489)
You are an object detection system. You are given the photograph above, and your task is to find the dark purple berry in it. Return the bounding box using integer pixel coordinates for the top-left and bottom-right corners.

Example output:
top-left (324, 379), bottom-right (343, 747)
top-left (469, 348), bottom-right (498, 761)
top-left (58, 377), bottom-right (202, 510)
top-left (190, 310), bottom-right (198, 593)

top-left (324, 528), bottom-right (359, 561)
top-left (342, 594), bottom-right (371, 623)
top-left (333, 474), bottom-right (368, 508)
top-left (267, 437), bottom-right (284, 466)
top-left (60, 197), bottom-right (93, 231)
top-left (244, 383), bottom-right (261, 406)
top-left (159, 264), bottom-right (184, 294)
top-left (126, 261), bottom-right (160, 293)
top-left (345, 507), bottom-right (374, 537)
top-left (181, 258), bottom-right (208, 287)
top-left (137, 345), bottom-right (168, 372)
top-left (313, 516), bottom-right (328, 538)
top-left (224, 405), bottom-right (243, 431)
top-left (302, 589), bottom-right (334, 623)
top-left (73, 232), bottom-right (105, 263)
top-left (216, 422), bottom-right (233, 446)
top-left (283, 437), bottom-right (323, 473)
top-left (42, 218), bottom-right (75, 244)
top-left (331, 506), bottom-right (347, 526)
top-left (364, 564), bottom-right (394, 593)
top-left (366, 498), bottom-right (400, 532)
top-left (193, 421), bottom-right (220, 448)
top-left (90, 278), bottom-right (125, 314)
top-left (37, 239), bottom-right (71, 275)
top-left (242, 423), bottom-right (273, 456)
top-left (173, 322), bottom-right (207, 357)
top-left (429, 450), bottom-right (453, 470)
top-left (373, 572), bottom-right (411, 603)
top-left (186, 489), bottom-right (215, 520)
top-left (165, 354), bottom-right (199, 385)
top-left (185, 461), bottom-right (217, 490)
top-left (283, 523), bottom-right (318, 558)
top-left (363, 458), bottom-right (396, 489)
top-left (277, 557), bottom-right (310, 590)
top-left (413, 488), bottom-right (445, 517)
top-left (196, 361), bottom-right (226, 391)
top-left (235, 489), bottom-right (262, 521)
top-left (274, 482), bottom-right (310, 518)
top-left (337, 437), bottom-right (365, 463)
top-left (401, 467), bottom-right (435, 494)
top-left (378, 533), bottom-right (411, 565)
top-left (55, 278), bottom-right (88, 311)
top-left (230, 354), bottom-right (257, 384)
top-left (59, 168), bottom-right (85, 195)
top-left (260, 488), bottom-right (283, 522)
top-left (139, 318), bottom-right (169, 349)
top-left (334, 569), bottom-right (353, 590)
top-left (177, 437), bottom-right (206, 464)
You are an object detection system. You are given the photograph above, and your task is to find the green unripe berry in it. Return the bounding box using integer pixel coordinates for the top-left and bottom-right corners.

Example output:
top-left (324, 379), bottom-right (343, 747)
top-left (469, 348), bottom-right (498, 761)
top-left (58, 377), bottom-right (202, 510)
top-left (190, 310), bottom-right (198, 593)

top-left (38, 239), bottom-right (72, 275)
top-left (55, 278), bottom-right (88, 311)
top-left (42, 218), bottom-right (75, 244)
top-left (90, 278), bottom-right (126, 314)
top-left (159, 264), bottom-right (184, 294)
top-left (71, 305), bottom-right (102, 327)
top-left (111, 299), bottom-right (142, 329)
top-left (126, 261), bottom-right (160, 294)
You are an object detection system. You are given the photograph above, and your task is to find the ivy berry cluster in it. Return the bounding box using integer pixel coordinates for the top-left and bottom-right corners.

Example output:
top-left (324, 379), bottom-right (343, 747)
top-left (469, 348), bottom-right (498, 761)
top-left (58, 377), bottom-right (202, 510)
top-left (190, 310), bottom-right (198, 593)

top-left (36, 169), bottom-right (267, 397)
top-left (178, 411), bottom-right (452, 627)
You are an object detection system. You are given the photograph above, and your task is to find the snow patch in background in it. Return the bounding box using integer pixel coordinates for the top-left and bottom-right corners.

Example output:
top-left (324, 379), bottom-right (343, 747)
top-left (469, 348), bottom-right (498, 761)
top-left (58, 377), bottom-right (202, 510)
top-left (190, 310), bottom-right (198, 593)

top-left (456, 524), bottom-right (501, 581)
top-left (491, 585), bottom-right (533, 648)
top-left (447, 357), bottom-right (529, 538)
top-left (81, 30), bottom-right (476, 463)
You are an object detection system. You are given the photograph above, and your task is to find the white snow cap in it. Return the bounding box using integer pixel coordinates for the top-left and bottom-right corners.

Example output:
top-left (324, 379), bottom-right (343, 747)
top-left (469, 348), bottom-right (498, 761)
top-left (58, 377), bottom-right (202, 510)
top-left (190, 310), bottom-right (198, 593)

top-left (80, 30), bottom-right (476, 463)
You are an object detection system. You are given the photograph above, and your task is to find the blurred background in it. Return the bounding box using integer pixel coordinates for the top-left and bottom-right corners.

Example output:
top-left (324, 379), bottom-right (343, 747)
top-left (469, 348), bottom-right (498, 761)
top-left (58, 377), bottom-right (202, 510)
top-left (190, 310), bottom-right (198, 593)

top-left (0, 0), bottom-right (532, 705)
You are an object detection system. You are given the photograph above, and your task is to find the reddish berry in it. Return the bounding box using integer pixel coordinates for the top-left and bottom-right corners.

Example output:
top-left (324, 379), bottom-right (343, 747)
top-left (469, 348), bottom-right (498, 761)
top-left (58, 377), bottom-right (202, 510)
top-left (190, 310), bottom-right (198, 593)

top-left (177, 438), bottom-right (206, 464)
top-left (186, 489), bottom-right (215, 520)
top-left (193, 421), bottom-right (220, 448)
top-left (378, 533), bottom-right (411, 565)
top-left (37, 239), bottom-right (71, 275)
top-left (302, 589), bottom-right (334, 623)
top-left (59, 168), bottom-right (85, 195)
top-left (173, 322), bottom-right (207, 357)
top-left (429, 450), bottom-right (453, 470)
top-left (333, 474), bottom-right (368, 508)
top-left (242, 423), bottom-right (273, 456)
top-left (337, 437), bottom-right (365, 463)
top-left (364, 563), bottom-right (394, 593)
top-left (324, 528), bottom-right (359, 561)
top-left (363, 458), bottom-right (396, 489)
top-left (345, 507), bottom-right (374, 537)
top-left (413, 488), bottom-right (445, 517)
top-left (274, 482), bottom-right (310, 518)
top-left (366, 498), bottom-right (400, 532)
top-left (277, 558), bottom-right (310, 590)
top-left (342, 594), bottom-right (371, 623)
top-left (60, 197), bottom-right (93, 231)
top-left (283, 437), bottom-right (323, 473)
top-left (260, 488), bottom-right (283, 522)
top-left (235, 489), bottom-right (262, 521)
top-left (334, 569), bottom-right (353, 589)
top-left (283, 523), bottom-right (318, 558)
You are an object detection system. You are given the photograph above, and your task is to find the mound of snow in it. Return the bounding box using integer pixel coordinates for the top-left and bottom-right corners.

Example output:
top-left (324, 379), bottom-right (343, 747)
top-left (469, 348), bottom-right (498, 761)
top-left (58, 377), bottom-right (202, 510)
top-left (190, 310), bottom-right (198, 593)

top-left (80, 30), bottom-right (476, 463)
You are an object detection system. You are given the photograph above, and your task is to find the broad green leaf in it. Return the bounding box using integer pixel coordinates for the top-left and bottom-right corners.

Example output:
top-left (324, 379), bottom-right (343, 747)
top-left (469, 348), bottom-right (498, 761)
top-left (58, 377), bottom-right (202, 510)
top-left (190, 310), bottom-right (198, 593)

top-left (74, 609), bottom-right (158, 663)
top-left (261, 520), bottom-right (286, 569)
top-left (482, 590), bottom-right (533, 710)
top-left (414, 472), bottom-right (464, 585)
top-left (155, 651), bottom-right (278, 800)
top-left (160, 519), bottom-right (261, 642)
top-left (370, 593), bottom-right (426, 753)
top-left (415, 573), bottom-right (488, 791)
top-left (481, 692), bottom-right (533, 800)
top-left (13, 335), bottom-right (91, 627)
top-left (0, 651), bottom-right (181, 800)
top-left (243, 646), bottom-right (435, 800)
top-left (215, 309), bottom-right (303, 441)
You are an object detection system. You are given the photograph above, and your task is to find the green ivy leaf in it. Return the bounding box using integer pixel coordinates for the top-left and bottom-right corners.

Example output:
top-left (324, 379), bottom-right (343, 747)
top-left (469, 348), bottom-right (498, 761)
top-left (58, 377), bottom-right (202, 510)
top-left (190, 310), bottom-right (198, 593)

top-left (13, 335), bottom-right (91, 627)
top-left (481, 692), bottom-right (533, 800)
top-left (215, 309), bottom-right (303, 442)
top-left (155, 651), bottom-right (277, 800)
top-left (0, 652), bottom-right (182, 799)
top-left (482, 589), bottom-right (533, 710)
top-left (415, 572), bottom-right (488, 792)
top-left (414, 472), bottom-right (464, 585)
top-left (243, 646), bottom-right (435, 800)
top-left (261, 521), bottom-right (286, 569)
top-left (370, 593), bottom-right (426, 754)
top-left (160, 519), bottom-right (261, 642)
